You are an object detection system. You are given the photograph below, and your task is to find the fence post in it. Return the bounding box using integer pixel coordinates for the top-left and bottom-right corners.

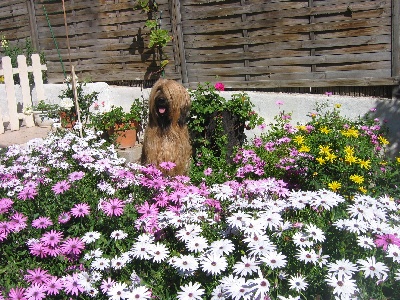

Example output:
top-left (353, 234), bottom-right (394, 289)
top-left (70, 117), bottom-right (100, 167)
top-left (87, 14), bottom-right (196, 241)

top-left (392, 0), bottom-right (400, 78)
top-left (171, 0), bottom-right (188, 84)
top-left (2, 56), bottom-right (19, 131)
top-left (32, 54), bottom-right (46, 103)
top-left (27, 0), bottom-right (40, 51)
top-left (17, 55), bottom-right (35, 127)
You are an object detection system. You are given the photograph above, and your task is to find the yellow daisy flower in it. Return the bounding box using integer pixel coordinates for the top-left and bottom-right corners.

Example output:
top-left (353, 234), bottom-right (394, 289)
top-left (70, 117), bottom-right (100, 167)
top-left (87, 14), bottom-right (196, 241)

top-left (316, 157), bottom-right (325, 165)
top-left (319, 126), bottom-right (331, 134)
top-left (328, 181), bottom-right (341, 192)
top-left (396, 157), bottom-right (400, 164)
top-left (345, 155), bottom-right (357, 165)
top-left (298, 145), bottom-right (310, 153)
top-left (319, 145), bottom-right (331, 155)
top-left (297, 125), bottom-right (307, 131)
top-left (378, 136), bottom-right (389, 145)
top-left (325, 152), bottom-right (337, 162)
top-left (344, 146), bottom-right (354, 156)
top-left (335, 104), bottom-right (342, 108)
top-left (359, 186), bottom-right (367, 194)
top-left (341, 128), bottom-right (359, 138)
top-left (359, 159), bottom-right (371, 170)
top-left (350, 174), bottom-right (364, 184)
top-left (293, 135), bottom-right (305, 145)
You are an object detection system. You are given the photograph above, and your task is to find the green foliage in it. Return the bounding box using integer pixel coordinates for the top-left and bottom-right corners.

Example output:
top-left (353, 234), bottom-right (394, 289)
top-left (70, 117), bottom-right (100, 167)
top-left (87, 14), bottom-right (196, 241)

top-left (58, 77), bottom-right (99, 125)
top-left (188, 82), bottom-right (264, 185)
top-left (239, 101), bottom-right (400, 198)
top-left (90, 98), bottom-right (147, 132)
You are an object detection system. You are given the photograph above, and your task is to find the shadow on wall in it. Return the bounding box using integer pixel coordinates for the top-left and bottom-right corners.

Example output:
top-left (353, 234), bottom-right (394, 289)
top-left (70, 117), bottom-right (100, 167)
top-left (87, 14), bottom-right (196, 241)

top-left (368, 97), bottom-right (400, 158)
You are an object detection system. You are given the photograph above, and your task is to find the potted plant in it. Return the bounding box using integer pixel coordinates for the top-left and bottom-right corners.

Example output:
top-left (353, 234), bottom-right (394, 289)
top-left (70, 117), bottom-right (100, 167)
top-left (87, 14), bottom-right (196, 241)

top-left (90, 98), bottom-right (147, 148)
top-left (58, 76), bottom-right (99, 128)
top-left (28, 100), bottom-right (60, 128)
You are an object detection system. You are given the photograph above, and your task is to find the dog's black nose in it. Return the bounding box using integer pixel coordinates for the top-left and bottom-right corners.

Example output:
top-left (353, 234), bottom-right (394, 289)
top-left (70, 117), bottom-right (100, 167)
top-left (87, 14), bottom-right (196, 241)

top-left (156, 97), bottom-right (167, 106)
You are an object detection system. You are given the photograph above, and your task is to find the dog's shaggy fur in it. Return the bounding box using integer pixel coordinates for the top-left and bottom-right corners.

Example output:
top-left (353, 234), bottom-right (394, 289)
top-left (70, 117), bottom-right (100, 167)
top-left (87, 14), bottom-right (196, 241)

top-left (141, 79), bottom-right (192, 176)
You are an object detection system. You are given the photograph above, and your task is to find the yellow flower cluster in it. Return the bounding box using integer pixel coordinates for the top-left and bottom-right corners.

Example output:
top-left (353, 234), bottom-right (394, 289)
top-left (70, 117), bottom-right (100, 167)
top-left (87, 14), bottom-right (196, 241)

top-left (341, 127), bottom-right (359, 138)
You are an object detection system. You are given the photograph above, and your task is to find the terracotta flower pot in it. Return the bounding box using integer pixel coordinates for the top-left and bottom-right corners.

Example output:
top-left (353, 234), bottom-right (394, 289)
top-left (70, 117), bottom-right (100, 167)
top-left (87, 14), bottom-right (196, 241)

top-left (108, 121), bottom-right (138, 149)
top-left (59, 112), bottom-right (77, 128)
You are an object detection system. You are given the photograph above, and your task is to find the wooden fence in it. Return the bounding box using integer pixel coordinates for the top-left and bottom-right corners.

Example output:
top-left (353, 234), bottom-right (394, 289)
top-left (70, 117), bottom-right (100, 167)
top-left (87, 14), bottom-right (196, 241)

top-left (0, 0), bottom-right (399, 94)
top-left (0, 54), bottom-right (47, 133)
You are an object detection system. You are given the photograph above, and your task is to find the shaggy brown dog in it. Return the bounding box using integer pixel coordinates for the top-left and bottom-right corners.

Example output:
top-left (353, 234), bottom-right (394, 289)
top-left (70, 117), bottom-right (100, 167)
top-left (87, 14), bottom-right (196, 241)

top-left (141, 79), bottom-right (192, 176)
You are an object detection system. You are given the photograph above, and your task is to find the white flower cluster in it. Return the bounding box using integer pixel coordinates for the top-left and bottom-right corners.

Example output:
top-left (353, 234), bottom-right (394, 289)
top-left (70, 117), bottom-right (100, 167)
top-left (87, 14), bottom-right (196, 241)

top-left (59, 98), bottom-right (74, 110)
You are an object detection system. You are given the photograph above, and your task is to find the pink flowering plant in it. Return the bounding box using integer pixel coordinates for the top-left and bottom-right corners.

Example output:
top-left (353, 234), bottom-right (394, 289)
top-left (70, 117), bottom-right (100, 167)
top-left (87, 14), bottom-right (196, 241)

top-left (0, 98), bottom-right (400, 300)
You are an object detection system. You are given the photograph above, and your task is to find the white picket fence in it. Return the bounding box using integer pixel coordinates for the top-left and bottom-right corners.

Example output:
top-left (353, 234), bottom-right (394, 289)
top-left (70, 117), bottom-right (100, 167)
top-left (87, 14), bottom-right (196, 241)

top-left (0, 54), bottom-right (47, 134)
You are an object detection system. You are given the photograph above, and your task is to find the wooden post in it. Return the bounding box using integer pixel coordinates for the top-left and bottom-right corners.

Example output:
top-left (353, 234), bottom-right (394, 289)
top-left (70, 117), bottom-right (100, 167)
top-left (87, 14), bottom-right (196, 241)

top-left (241, 0), bottom-right (250, 82)
top-left (26, 0), bottom-right (40, 51)
top-left (392, 0), bottom-right (400, 78)
top-left (17, 55), bottom-right (35, 127)
top-left (32, 54), bottom-right (47, 103)
top-left (2, 56), bottom-right (19, 131)
top-left (171, 0), bottom-right (188, 84)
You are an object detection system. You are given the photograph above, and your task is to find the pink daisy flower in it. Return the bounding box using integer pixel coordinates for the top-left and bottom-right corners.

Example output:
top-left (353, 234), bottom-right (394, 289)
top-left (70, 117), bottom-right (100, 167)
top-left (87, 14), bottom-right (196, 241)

top-left (62, 273), bottom-right (85, 296)
top-left (8, 287), bottom-right (26, 300)
top-left (24, 268), bottom-right (50, 284)
top-left (58, 212), bottom-right (71, 224)
top-left (0, 221), bottom-right (14, 235)
top-left (0, 198), bottom-right (14, 214)
top-left (17, 187), bottom-right (38, 200)
top-left (137, 201), bottom-right (159, 218)
top-left (10, 212), bottom-right (28, 232)
top-left (101, 198), bottom-right (125, 217)
top-left (24, 283), bottom-right (46, 300)
top-left (29, 242), bottom-right (48, 258)
top-left (203, 168), bottom-right (213, 176)
top-left (61, 237), bottom-right (85, 255)
top-left (68, 171), bottom-right (85, 182)
top-left (51, 180), bottom-right (71, 195)
top-left (31, 217), bottom-right (53, 229)
top-left (43, 245), bottom-right (62, 257)
top-left (100, 277), bottom-right (116, 293)
top-left (70, 203), bottom-right (90, 218)
top-left (159, 161), bottom-right (176, 171)
top-left (375, 234), bottom-right (400, 250)
top-left (44, 276), bottom-right (63, 296)
top-left (40, 230), bottom-right (63, 247)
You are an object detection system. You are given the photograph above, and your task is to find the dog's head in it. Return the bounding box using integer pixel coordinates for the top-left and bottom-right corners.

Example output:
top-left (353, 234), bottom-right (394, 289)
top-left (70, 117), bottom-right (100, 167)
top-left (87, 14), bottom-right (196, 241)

top-left (148, 79), bottom-right (191, 130)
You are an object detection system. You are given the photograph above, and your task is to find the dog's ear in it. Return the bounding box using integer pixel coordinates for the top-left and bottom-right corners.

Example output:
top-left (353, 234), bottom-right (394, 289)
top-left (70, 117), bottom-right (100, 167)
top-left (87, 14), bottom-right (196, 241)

top-left (178, 105), bottom-right (190, 127)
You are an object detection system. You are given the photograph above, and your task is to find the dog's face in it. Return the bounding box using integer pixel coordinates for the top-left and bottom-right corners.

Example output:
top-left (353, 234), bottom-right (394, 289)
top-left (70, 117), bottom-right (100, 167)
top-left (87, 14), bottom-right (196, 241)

top-left (148, 79), bottom-right (191, 130)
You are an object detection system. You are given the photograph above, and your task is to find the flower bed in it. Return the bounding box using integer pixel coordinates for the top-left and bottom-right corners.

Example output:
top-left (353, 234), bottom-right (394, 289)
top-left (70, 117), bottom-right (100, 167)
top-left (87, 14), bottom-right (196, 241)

top-left (0, 94), bottom-right (400, 299)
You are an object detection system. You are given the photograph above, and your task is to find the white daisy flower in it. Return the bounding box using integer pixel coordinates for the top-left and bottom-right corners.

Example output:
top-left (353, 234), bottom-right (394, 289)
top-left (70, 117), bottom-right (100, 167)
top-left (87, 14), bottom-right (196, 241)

top-left (247, 239), bottom-right (276, 257)
top-left (210, 239), bottom-right (235, 256)
top-left (346, 203), bottom-right (375, 222)
top-left (246, 276), bottom-right (270, 299)
top-left (296, 248), bottom-right (318, 265)
top-left (110, 230), bottom-right (128, 240)
top-left (126, 286), bottom-right (152, 300)
top-left (261, 250), bottom-right (287, 269)
top-left (233, 255), bottom-right (260, 277)
top-left (170, 254), bottom-right (199, 273)
top-left (342, 219), bottom-right (368, 234)
top-left (130, 242), bottom-right (152, 260)
top-left (288, 274), bottom-right (308, 292)
top-left (111, 255), bottom-right (129, 270)
top-left (149, 243), bottom-right (170, 263)
top-left (200, 252), bottom-right (228, 275)
top-left (176, 224), bottom-right (202, 242)
top-left (357, 235), bottom-right (375, 249)
top-left (82, 231), bottom-right (101, 243)
top-left (222, 276), bottom-right (251, 300)
top-left (357, 256), bottom-right (389, 281)
top-left (325, 273), bottom-right (358, 297)
top-left (386, 244), bottom-right (400, 263)
top-left (305, 224), bottom-right (325, 243)
top-left (186, 236), bottom-right (209, 253)
top-left (91, 257), bottom-right (110, 271)
top-left (107, 282), bottom-right (129, 300)
top-left (327, 259), bottom-right (358, 278)
top-left (226, 212), bottom-right (252, 229)
top-left (210, 284), bottom-right (226, 300)
top-left (177, 282), bottom-right (205, 300)
top-left (292, 231), bottom-right (314, 248)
